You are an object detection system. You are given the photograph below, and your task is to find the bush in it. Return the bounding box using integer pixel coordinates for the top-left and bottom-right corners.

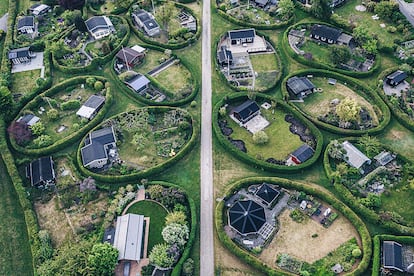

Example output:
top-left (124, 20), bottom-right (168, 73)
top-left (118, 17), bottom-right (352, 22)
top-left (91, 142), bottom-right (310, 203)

top-left (182, 258), bottom-right (194, 276)
top-left (252, 130), bottom-right (269, 144)
top-left (352, 248), bottom-right (362, 258)
top-left (94, 81), bottom-right (104, 91)
top-left (31, 122), bottom-right (45, 136)
top-left (46, 109), bottom-right (59, 120)
top-left (61, 100), bottom-right (81, 111)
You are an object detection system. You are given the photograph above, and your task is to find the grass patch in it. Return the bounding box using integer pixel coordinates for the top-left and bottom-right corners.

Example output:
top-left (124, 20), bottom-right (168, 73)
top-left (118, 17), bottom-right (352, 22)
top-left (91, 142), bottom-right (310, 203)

top-left (0, 1), bottom-right (8, 16)
top-left (381, 187), bottom-right (414, 225)
top-left (135, 50), bottom-right (170, 74)
top-left (11, 70), bottom-right (41, 97)
top-left (250, 53), bottom-right (278, 72)
top-left (154, 63), bottom-right (192, 93)
top-left (126, 200), bottom-right (168, 251)
top-left (0, 156), bottom-right (33, 276)
top-left (255, 71), bottom-right (278, 91)
top-left (300, 40), bottom-right (332, 66)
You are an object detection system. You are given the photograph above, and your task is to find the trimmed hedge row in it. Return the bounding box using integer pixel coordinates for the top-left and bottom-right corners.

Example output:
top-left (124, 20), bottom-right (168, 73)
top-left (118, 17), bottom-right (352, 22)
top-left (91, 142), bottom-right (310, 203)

top-left (281, 21), bottom-right (381, 78)
top-left (215, 4), bottom-right (293, 30)
top-left (127, 3), bottom-right (201, 50)
top-left (110, 47), bottom-right (200, 106)
top-left (52, 15), bottom-right (130, 74)
top-left (375, 67), bottom-right (414, 132)
top-left (0, 119), bottom-right (38, 272)
top-left (147, 181), bottom-right (197, 276)
top-left (0, 0), bottom-right (17, 80)
top-left (9, 76), bottom-right (113, 156)
top-left (372, 235), bottom-right (414, 276)
top-left (281, 69), bottom-right (391, 136)
top-left (216, 177), bottom-right (372, 275)
top-left (323, 138), bottom-right (414, 235)
top-left (76, 106), bottom-right (199, 182)
top-left (213, 93), bottom-right (324, 172)
top-left (213, 30), bottom-right (283, 93)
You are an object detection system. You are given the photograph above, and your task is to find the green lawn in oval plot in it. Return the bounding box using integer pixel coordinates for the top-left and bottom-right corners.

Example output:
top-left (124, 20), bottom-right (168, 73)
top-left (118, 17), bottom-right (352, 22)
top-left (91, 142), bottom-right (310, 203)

top-left (126, 200), bottom-right (168, 252)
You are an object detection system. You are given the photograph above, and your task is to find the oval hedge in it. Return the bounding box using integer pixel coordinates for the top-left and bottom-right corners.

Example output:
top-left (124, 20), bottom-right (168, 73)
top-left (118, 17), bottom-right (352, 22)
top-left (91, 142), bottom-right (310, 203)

top-left (76, 106), bottom-right (198, 182)
top-left (213, 30), bottom-right (283, 93)
top-left (52, 15), bottom-right (130, 74)
top-left (214, 3), bottom-right (293, 30)
top-left (9, 76), bottom-right (113, 156)
top-left (323, 138), bottom-right (414, 235)
top-left (216, 177), bottom-right (372, 275)
top-left (213, 93), bottom-right (323, 172)
top-left (282, 21), bottom-right (381, 78)
top-left (110, 45), bottom-right (199, 106)
top-left (376, 67), bottom-right (414, 132)
top-left (281, 69), bottom-right (390, 136)
top-left (127, 3), bottom-right (201, 50)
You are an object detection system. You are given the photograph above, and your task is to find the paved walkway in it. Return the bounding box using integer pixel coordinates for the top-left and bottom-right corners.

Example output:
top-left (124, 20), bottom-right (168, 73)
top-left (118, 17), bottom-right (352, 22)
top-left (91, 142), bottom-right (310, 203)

top-left (0, 13), bottom-right (8, 32)
top-left (11, 52), bottom-right (45, 77)
top-left (200, 0), bottom-right (215, 273)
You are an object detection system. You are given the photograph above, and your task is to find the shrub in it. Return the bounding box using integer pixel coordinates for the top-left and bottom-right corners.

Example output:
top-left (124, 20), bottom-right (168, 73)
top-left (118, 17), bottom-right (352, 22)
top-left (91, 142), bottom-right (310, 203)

top-left (162, 223), bottom-right (189, 248)
top-left (86, 77), bottom-right (96, 88)
top-left (94, 81), bottom-right (104, 91)
top-left (33, 134), bottom-right (52, 147)
top-left (46, 109), bottom-right (59, 121)
top-left (190, 101), bottom-right (197, 108)
top-left (61, 100), bottom-right (81, 111)
top-left (166, 211), bottom-right (187, 226)
top-left (31, 122), bottom-right (45, 136)
top-left (252, 130), bottom-right (269, 144)
top-left (149, 243), bottom-right (175, 269)
top-left (182, 258), bottom-right (194, 276)
top-left (352, 248), bottom-right (362, 258)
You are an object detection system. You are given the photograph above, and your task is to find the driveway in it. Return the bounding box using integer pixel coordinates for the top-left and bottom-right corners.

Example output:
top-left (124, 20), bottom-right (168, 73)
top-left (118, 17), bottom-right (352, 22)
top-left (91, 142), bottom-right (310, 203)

top-left (383, 81), bottom-right (409, 97)
top-left (0, 13), bottom-right (8, 32)
top-left (11, 52), bottom-right (45, 77)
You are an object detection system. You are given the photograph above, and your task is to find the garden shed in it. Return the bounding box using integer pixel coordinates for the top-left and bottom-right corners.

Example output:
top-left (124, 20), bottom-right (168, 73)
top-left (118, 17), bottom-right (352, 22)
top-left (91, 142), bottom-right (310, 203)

top-left (76, 95), bottom-right (106, 120)
top-left (228, 200), bottom-right (266, 235)
top-left (374, 151), bottom-right (395, 166)
top-left (382, 241), bottom-right (404, 272)
top-left (26, 156), bottom-right (56, 187)
top-left (17, 114), bottom-right (40, 127)
top-left (113, 214), bottom-right (145, 262)
top-left (286, 76), bottom-right (316, 99)
top-left (289, 144), bottom-right (314, 164)
top-left (30, 4), bottom-right (50, 16)
top-left (255, 183), bottom-right (280, 206)
top-left (125, 74), bottom-right (151, 94)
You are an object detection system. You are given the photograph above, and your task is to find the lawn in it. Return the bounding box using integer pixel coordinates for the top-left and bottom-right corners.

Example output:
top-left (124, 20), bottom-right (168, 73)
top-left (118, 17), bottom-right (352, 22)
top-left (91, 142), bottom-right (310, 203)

top-left (126, 200), bottom-right (168, 252)
top-left (135, 50), bottom-right (170, 74)
top-left (381, 188), bottom-right (414, 227)
top-left (294, 77), bottom-right (379, 125)
top-left (11, 69), bottom-right (41, 97)
top-left (300, 40), bottom-right (332, 66)
top-left (250, 53), bottom-right (279, 72)
top-left (154, 63), bottom-right (192, 94)
top-left (0, 156), bottom-right (33, 276)
top-left (0, 1), bottom-right (8, 16)
top-left (227, 107), bottom-right (303, 160)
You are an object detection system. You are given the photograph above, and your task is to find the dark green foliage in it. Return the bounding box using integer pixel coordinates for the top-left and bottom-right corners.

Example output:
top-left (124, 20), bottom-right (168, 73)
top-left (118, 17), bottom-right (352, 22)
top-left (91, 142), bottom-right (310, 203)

top-left (88, 243), bottom-right (119, 276)
top-left (61, 100), bottom-right (81, 110)
top-left (310, 0), bottom-right (332, 19)
top-left (330, 45), bottom-right (351, 66)
top-left (0, 86), bottom-right (12, 116)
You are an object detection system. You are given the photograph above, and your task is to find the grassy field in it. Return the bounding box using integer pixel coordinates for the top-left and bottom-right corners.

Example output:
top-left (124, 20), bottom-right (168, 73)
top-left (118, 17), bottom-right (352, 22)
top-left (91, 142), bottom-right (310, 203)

top-left (126, 200), bottom-right (168, 252)
top-left (300, 40), bottom-right (332, 66)
top-left (135, 50), bottom-right (170, 74)
top-left (381, 187), bottom-right (414, 226)
top-left (0, 156), bottom-right (33, 276)
top-left (250, 53), bottom-right (278, 72)
top-left (154, 63), bottom-right (192, 94)
top-left (0, 1), bottom-right (7, 17)
top-left (11, 69), bottom-right (41, 97)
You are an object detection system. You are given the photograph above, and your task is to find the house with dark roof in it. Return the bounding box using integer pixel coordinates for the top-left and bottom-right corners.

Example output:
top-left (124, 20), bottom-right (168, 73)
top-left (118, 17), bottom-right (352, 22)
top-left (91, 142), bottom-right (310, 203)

top-left (26, 156), bottom-right (56, 187)
top-left (30, 4), bottom-right (50, 16)
top-left (342, 141), bottom-right (371, 174)
top-left (17, 16), bottom-right (35, 34)
top-left (310, 24), bottom-right (343, 44)
top-left (228, 200), bottom-right (266, 235)
top-left (232, 100), bottom-right (260, 124)
top-left (8, 47), bottom-right (36, 65)
top-left (81, 126), bottom-right (117, 169)
top-left (114, 214), bottom-right (145, 262)
top-left (254, 0), bottom-right (269, 7)
top-left (286, 76), bottom-right (316, 99)
top-left (125, 73), bottom-right (151, 94)
top-left (17, 114), bottom-right (40, 127)
top-left (290, 144), bottom-right (314, 164)
top-left (382, 241), bottom-right (404, 272)
top-left (331, 0), bottom-right (346, 8)
top-left (217, 46), bottom-right (233, 66)
top-left (255, 183), bottom-right (280, 206)
top-left (228, 29), bottom-right (256, 45)
top-left (85, 16), bottom-right (115, 40)
top-left (116, 47), bottom-right (145, 68)
top-left (386, 70), bottom-right (408, 87)
top-left (132, 10), bottom-right (160, 37)
top-left (76, 95), bottom-right (106, 120)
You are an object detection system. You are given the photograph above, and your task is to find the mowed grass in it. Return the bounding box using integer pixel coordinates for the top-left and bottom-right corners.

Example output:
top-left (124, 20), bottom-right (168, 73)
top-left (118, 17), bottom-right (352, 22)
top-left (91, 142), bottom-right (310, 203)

top-left (11, 69), bottom-right (41, 97)
top-left (0, 156), bottom-right (33, 276)
top-left (227, 107), bottom-right (303, 160)
top-left (250, 53), bottom-right (278, 72)
top-left (300, 40), bottom-right (332, 66)
top-left (381, 186), bottom-right (414, 225)
top-left (135, 50), bottom-right (170, 74)
top-left (154, 63), bottom-right (192, 93)
top-left (0, 1), bottom-right (8, 16)
top-left (126, 200), bottom-right (168, 252)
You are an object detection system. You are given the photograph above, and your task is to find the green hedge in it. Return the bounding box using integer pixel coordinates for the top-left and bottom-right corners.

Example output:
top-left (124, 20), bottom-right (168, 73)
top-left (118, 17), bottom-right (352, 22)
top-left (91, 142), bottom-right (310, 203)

top-left (375, 67), bottom-right (414, 131)
top-left (216, 177), bottom-right (372, 275)
top-left (0, 0), bottom-right (17, 81)
top-left (9, 76), bottom-right (113, 156)
top-left (323, 138), bottom-right (414, 235)
top-left (127, 3), bottom-right (201, 50)
top-left (52, 15), bottom-right (130, 74)
top-left (76, 107), bottom-right (198, 182)
top-left (281, 21), bottom-right (381, 78)
top-left (0, 119), bottom-right (38, 272)
top-left (372, 235), bottom-right (414, 276)
top-left (213, 30), bottom-right (283, 93)
top-left (110, 48), bottom-right (199, 106)
top-left (281, 69), bottom-right (391, 136)
top-left (213, 93), bottom-right (324, 172)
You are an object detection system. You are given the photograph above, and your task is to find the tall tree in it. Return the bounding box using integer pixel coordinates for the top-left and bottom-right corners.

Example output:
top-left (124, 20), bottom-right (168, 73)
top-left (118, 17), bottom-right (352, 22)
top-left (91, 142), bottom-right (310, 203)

top-left (311, 0), bottom-right (332, 19)
top-left (88, 243), bottom-right (119, 276)
top-left (277, 0), bottom-right (295, 21)
top-left (330, 45), bottom-right (351, 66)
top-left (0, 86), bottom-right (13, 115)
top-left (358, 135), bottom-right (381, 158)
top-left (336, 97), bottom-right (361, 123)
top-left (157, 1), bottom-right (174, 31)
top-left (149, 243), bottom-right (175, 269)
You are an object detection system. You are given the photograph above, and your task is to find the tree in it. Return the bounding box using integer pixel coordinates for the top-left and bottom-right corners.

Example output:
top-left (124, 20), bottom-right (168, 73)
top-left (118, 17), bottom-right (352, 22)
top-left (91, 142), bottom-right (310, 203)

top-left (352, 25), bottom-right (378, 54)
top-left (162, 223), bottom-right (189, 248)
top-left (47, 109), bottom-right (59, 121)
top-left (328, 140), bottom-right (345, 160)
top-left (165, 211), bottom-right (187, 226)
top-left (311, 0), bottom-right (332, 19)
top-left (336, 162), bottom-right (349, 176)
top-left (74, 12), bottom-right (87, 32)
top-left (358, 135), bottom-right (381, 158)
top-left (252, 130), bottom-right (269, 144)
top-left (330, 45), bottom-right (351, 66)
top-left (336, 97), bottom-right (361, 123)
top-left (0, 86), bottom-right (13, 115)
top-left (352, 248), bottom-right (362, 258)
top-left (59, 0), bottom-right (85, 10)
top-left (33, 134), bottom-right (53, 147)
top-left (360, 193), bottom-right (381, 209)
top-left (31, 122), bottom-right (45, 136)
top-left (149, 243), bottom-right (175, 268)
top-left (157, 1), bottom-right (174, 31)
top-left (374, 1), bottom-right (398, 20)
top-left (94, 81), bottom-right (104, 91)
top-left (7, 121), bottom-right (32, 145)
top-left (86, 77), bottom-right (97, 88)
top-left (182, 258), bottom-right (194, 276)
top-left (277, 0), bottom-right (295, 21)
top-left (88, 243), bottom-right (119, 276)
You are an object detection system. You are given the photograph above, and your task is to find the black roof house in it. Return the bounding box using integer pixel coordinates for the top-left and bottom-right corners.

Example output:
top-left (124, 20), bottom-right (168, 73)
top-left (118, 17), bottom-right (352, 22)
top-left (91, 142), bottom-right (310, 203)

top-left (382, 241), bottom-right (404, 272)
top-left (232, 100), bottom-right (260, 124)
top-left (228, 200), bottom-right (266, 235)
top-left (217, 46), bottom-right (233, 65)
top-left (228, 29), bottom-right (256, 45)
top-left (386, 70), bottom-right (408, 87)
top-left (17, 16), bottom-right (35, 32)
top-left (81, 127), bottom-right (117, 168)
top-left (255, 183), bottom-right (280, 205)
top-left (310, 24), bottom-right (343, 44)
top-left (290, 144), bottom-right (314, 164)
top-left (8, 47), bottom-right (35, 61)
top-left (286, 76), bottom-right (316, 99)
top-left (26, 156), bottom-right (56, 187)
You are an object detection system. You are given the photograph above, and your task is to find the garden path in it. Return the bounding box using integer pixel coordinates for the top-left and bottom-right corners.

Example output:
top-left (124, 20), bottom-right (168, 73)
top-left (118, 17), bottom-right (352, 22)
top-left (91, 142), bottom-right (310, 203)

top-left (0, 13), bottom-right (7, 32)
